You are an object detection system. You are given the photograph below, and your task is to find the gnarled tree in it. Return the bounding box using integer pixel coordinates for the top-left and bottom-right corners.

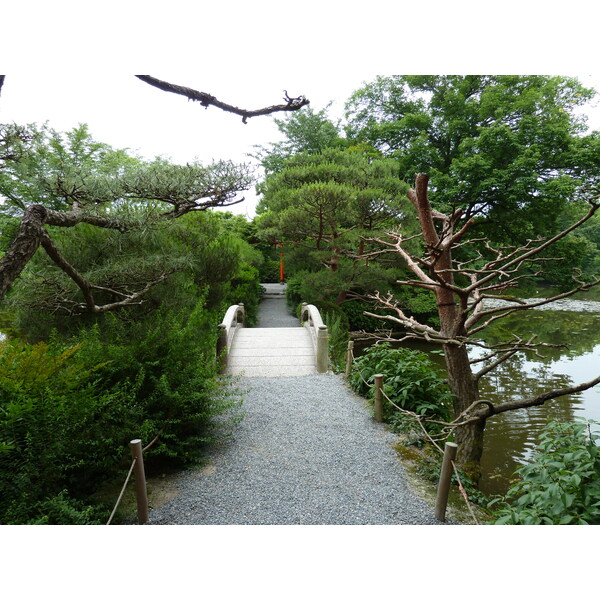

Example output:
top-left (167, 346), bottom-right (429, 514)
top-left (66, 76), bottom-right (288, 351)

top-left (0, 76), bottom-right (310, 307)
top-left (367, 173), bottom-right (600, 481)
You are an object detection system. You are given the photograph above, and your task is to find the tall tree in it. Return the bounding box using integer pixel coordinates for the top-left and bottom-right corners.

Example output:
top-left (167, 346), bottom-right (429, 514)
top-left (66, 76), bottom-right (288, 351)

top-left (366, 174), bottom-right (600, 482)
top-left (345, 75), bottom-right (600, 244)
top-left (256, 148), bottom-right (411, 304)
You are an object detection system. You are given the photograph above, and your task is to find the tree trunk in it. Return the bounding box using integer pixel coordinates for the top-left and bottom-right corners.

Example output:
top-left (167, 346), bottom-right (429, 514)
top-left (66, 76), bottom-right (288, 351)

top-left (443, 342), bottom-right (486, 483)
top-left (0, 204), bottom-right (47, 300)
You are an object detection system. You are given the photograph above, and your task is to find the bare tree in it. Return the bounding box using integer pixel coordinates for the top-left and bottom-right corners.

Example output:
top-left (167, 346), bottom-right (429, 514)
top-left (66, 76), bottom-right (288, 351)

top-left (365, 173), bottom-right (600, 481)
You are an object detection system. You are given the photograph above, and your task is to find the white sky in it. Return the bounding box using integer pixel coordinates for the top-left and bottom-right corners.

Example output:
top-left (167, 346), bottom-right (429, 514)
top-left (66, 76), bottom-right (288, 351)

top-left (2, 1), bottom-right (598, 593)
top-left (3, 2), bottom-right (600, 219)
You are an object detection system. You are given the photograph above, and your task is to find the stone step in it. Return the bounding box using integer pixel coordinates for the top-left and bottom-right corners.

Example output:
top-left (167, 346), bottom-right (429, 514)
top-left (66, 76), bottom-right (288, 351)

top-left (229, 347), bottom-right (314, 357)
top-left (227, 365), bottom-right (317, 377)
top-left (226, 325), bottom-right (317, 377)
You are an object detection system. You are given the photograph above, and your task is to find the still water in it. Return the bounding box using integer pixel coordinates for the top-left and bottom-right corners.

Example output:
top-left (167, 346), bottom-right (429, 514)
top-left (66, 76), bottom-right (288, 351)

top-left (477, 304), bottom-right (600, 496)
top-left (358, 291), bottom-right (600, 497)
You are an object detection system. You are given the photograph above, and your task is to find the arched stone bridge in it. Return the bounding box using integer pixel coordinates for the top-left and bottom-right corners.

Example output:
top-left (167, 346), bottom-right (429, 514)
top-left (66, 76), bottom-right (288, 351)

top-left (217, 284), bottom-right (329, 377)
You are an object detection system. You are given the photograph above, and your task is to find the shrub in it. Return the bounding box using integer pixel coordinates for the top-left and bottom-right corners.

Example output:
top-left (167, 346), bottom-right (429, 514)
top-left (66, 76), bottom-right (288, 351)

top-left (320, 309), bottom-right (349, 372)
top-left (340, 300), bottom-right (392, 332)
top-left (349, 342), bottom-right (452, 432)
top-left (0, 299), bottom-right (243, 524)
top-left (489, 419), bottom-right (600, 525)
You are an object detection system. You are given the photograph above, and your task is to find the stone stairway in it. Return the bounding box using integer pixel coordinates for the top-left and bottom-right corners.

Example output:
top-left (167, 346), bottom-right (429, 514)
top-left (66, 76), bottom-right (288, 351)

top-left (225, 283), bottom-right (320, 377)
top-left (226, 327), bottom-right (317, 377)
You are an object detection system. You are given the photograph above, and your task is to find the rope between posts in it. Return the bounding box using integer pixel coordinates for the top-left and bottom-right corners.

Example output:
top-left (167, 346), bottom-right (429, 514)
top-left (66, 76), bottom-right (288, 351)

top-left (348, 343), bottom-right (479, 523)
top-left (106, 430), bottom-right (163, 525)
top-left (349, 346), bottom-right (445, 454)
top-left (451, 460), bottom-right (480, 525)
top-left (107, 457), bottom-right (136, 525)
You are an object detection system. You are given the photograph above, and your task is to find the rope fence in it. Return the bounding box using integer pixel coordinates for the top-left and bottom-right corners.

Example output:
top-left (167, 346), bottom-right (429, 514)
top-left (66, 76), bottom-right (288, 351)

top-left (345, 340), bottom-right (479, 524)
top-left (106, 430), bottom-right (163, 525)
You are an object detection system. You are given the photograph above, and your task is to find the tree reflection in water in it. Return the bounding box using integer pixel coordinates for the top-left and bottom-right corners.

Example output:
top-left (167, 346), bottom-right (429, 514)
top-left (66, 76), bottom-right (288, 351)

top-left (476, 309), bottom-right (600, 496)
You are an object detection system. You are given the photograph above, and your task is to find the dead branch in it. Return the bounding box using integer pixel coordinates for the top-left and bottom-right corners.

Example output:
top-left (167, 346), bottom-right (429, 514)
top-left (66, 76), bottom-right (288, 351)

top-left (464, 202), bottom-right (600, 295)
top-left (136, 75), bottom-right (309, 123)
top-left (466, 277), bottom-right (600, 333)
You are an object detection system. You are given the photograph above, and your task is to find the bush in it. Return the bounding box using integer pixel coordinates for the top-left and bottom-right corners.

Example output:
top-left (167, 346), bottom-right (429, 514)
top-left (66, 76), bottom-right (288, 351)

top-left (320, 309), bottom-right (349, 372)
top-left (349, 342), bottom-right (452, 432)
top-left (0, 299), bottom-right (243, 524)
top-left (489, 419), bottom-right (600, 524)
top-left (340, 300), bottom-right (393, 332)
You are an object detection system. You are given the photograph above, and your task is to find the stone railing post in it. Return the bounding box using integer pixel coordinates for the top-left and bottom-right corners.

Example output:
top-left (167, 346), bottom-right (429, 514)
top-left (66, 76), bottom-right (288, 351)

top-left (217, 323), bottom-right (228, 373)
top-left (316, 325), bottom-right (329, 373)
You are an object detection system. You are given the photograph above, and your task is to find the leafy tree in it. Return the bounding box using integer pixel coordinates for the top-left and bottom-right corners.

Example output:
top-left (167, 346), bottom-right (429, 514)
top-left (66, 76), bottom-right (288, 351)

top-left (0, 123), bottom-right (254, 308)
top-left (0, 75), bottom-right (311, 304)
top-left (255, 148), bottom-right (411, 304)
top-left (345, 75), bottom-right (600, 245)
top-left (253, 105), bottom-right (344, 174)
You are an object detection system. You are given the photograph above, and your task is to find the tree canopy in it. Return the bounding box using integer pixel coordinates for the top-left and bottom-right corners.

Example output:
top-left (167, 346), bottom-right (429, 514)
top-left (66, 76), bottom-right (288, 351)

top-left (344, 75), bottom-right (600, 242)
top-left (256, 147), bottom-right (411, 304)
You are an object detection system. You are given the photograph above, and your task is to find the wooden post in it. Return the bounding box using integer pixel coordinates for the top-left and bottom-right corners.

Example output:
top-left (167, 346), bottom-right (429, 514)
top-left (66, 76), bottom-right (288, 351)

top-left (345, 340), bottom-right (354, 377)
top-left (435, 441), bottom-right (458, 522)
top-left (374, 374), bottom-right (384, 423)
top-left (130, 439), bottom-right (149, 524)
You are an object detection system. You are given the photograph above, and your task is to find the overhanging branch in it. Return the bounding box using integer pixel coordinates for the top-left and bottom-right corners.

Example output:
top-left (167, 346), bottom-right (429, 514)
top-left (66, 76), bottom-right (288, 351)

top-left (136, 75), bottom-right (310, 123)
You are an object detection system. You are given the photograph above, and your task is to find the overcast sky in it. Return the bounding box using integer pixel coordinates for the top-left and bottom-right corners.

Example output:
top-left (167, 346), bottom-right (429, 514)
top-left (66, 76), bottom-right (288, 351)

top-left (2, 1), bottom-right (597, 590)
top-left (3, 71), bottom-right (600, 219)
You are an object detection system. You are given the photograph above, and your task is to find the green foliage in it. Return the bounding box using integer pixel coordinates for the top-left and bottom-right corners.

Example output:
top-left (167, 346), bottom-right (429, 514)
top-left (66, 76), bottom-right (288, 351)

top-left (489, 419), bottom-right (600, 524)
top-left (345, 75), bottom-right (600, 245)
top-left (320, 310), bottom-right (349, 373)
top-left (0, 123), bottom-right (258, 524)
top-left (349, 343), bottom-right (452, 432)
top-left (256, 148), bottom-right (411, 288)
top-left (0, 299), bottom-right (243, 524)
top-left (253, 105), bottom-right (344, 175)
top-left (340, 300), bottom-right (395, 332)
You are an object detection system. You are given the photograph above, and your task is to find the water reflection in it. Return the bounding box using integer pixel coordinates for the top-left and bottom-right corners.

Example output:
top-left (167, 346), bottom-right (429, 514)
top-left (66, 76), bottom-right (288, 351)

top-left (355, 307), bottom-right (600, 497)
top-left (473, 309), bottom-right (600, 496)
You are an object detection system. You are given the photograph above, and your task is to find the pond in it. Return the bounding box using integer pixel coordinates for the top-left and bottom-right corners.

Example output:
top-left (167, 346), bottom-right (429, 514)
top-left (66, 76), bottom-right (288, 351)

top-left (476, 300), bottom-right (600, 496)
top-left (354, 287), bottom-right (600, 497)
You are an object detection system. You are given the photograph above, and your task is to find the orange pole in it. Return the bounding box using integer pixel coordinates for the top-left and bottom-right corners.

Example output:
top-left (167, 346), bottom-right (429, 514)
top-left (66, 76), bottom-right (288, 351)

top-left (279, 243), bottom-right (285, 282)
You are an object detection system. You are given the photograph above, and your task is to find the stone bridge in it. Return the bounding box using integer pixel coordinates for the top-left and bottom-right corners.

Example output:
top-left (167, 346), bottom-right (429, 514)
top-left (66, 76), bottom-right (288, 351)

top-left (217, 283), bottom-right (328, 377)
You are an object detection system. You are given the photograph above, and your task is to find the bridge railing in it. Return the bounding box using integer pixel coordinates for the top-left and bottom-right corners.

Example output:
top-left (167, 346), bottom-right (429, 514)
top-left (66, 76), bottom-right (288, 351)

top-left (217, 303), bottom-right (245, 373)
top-left (300, 302), bottom-right (329, 373)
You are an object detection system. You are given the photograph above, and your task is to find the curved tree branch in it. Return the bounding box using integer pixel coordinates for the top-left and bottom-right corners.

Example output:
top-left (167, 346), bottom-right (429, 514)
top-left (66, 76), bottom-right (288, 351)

top-left (135, 75), bottom-right (310, 123)
top-left (0, 204), bottom-right (47, 299)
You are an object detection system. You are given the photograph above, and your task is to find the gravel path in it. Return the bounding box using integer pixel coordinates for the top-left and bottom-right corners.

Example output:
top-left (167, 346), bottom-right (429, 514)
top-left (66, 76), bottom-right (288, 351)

top-left (148, 374), bottom-right (440, 525)
top-left (256, 297), bottom-right (298, 327)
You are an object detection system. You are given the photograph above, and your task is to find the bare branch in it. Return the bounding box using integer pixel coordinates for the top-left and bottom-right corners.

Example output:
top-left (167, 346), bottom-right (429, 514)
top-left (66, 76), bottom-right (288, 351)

top-left (40, 231), bottom-right (96, 312)
top-left (39, 230), bottom-right (173, 314)
top-left (136, 75), bottom-right (310, 123)
top-left (491, 375), bottom-right (600, 416)
top-left (473, 348), bottom-right (519, 381)
top-left (466, 278), bottom-right (600, 332)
